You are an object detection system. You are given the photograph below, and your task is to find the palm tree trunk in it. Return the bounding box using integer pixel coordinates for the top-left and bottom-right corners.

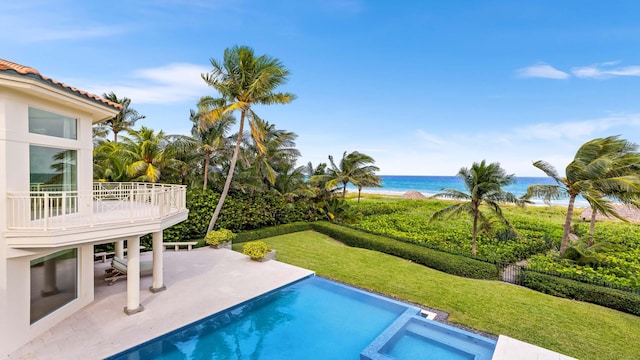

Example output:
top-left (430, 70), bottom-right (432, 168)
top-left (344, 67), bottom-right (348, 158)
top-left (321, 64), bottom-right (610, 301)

top-left (560, 194), bottom-right (577, 254)
top-left (342, 181), bottom-right (347, 199)
top-left (588, 209), bottom-right (597, 246)
top-left (472, 211), bottom-right (478, 256)
top-left (207, 111), bottom-right (245, 233)
top-left (113, 130), bottom-right (118, 143)
top-left (203, 153), bottom-right (210, 193)
top-left (358, 186), bottom-right (362, 205)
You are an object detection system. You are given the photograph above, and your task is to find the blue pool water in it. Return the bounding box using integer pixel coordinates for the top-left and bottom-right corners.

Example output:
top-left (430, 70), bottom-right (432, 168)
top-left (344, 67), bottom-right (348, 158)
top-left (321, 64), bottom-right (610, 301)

top-left (109, 276), bottom-right (497, 360)
top-left (376, 317), bottom-right (497, 360)
top-left (109, 277), bottom-right (410, 359)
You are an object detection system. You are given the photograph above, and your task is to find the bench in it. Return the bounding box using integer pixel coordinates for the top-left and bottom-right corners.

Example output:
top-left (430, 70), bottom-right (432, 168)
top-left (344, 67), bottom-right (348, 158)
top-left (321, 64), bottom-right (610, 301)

top-left (163, 241), bottom-right (198, 251)
top-left (94, 246), bottom-right (146, 262)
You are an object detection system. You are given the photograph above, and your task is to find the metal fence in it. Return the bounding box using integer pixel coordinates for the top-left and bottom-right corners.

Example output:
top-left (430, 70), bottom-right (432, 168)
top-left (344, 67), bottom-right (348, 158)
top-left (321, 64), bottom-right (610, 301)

top-left (495, 261), bottom-right (640, 294)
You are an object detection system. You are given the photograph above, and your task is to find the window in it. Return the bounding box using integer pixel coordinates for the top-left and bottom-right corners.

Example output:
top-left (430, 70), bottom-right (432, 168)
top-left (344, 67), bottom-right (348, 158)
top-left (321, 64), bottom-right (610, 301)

top-left (29, 107), bottom-right (77, 140)
top-left (29, 146), bottom-right (78, 218)
top-left (29, 145), bottom-right (77, 192)
top-left (30, 249), bottom-right (78, 324)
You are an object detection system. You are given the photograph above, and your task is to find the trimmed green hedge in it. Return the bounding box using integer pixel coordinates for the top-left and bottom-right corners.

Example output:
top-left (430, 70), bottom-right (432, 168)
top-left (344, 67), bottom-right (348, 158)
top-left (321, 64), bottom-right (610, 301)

top-left (522, 270), bottom-right (640, 316)
top-left (310, 222), bottom-right (499, 280)
top-left (236, 222), bottom-right (312, 243)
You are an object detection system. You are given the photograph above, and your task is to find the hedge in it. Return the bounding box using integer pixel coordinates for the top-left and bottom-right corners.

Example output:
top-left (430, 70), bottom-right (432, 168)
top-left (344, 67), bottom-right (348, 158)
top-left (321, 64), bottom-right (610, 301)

top-left (522, 270), bottom-right (640, 316)
top-left (235, 222), bottom-right (313, 243)
top-left (310, 222), bottom-right (499, 280)
top-left (162, 189), bottom-right (314, 242)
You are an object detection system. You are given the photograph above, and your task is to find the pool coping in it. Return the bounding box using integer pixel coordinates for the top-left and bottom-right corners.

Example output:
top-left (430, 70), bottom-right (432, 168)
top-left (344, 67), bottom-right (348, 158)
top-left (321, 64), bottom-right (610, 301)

top-left (361, 310), bottom-right (498, 360)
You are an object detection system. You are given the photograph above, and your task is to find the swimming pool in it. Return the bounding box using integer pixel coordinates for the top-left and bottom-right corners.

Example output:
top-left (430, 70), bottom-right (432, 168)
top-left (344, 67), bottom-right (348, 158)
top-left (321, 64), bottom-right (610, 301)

top-left (108, 276), bottom-right (496, 359)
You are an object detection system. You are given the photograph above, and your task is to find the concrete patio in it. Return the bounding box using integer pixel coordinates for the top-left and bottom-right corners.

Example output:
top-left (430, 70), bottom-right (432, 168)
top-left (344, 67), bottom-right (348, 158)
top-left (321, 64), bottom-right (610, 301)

top-left (7, 247), bottom-right (313, 359)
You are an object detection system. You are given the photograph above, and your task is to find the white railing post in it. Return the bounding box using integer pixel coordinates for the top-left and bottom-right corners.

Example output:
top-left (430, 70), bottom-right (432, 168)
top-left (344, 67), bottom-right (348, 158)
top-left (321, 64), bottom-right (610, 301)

top-left (43, 193), bottom-right (49, 230)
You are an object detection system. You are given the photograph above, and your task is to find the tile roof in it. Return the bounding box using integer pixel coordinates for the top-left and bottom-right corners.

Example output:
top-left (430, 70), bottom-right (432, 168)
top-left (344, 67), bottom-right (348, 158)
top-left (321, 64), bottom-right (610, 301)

top-left (0, 58), bottom-right (123, 110)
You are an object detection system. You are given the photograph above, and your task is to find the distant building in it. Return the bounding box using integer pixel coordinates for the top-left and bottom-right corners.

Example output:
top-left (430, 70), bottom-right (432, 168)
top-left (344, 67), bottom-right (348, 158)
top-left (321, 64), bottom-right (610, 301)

top-left (0, 59), bottom-right (188, 356)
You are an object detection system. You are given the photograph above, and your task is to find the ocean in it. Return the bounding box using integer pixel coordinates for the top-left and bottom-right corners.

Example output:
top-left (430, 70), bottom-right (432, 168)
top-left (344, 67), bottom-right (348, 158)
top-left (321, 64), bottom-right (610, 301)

top-left (347, 175), bottom-right (587, 207)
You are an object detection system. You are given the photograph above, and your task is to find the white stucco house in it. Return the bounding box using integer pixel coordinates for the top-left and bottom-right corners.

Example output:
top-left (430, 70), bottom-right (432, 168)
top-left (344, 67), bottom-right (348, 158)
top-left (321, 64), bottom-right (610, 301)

top-left (0, 58), bottom-right (189, 356)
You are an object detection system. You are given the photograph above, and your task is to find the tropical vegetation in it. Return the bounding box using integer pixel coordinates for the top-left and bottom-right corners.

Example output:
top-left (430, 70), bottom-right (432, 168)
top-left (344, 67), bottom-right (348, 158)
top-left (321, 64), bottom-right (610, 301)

top-left (197, 45), bottom-right (296, 233)
top-left (525, 136), bottom-right (640, 254)
top-left (231, 231), bottom-right (640, 360)
top-left (429, 160), bottom-right (525, 256)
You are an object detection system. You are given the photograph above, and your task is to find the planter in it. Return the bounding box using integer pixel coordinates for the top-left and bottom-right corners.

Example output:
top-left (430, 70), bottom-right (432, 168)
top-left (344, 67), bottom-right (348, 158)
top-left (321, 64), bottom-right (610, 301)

top-left (252, 249), bottom-right (276, 262)
top-left (210, 241), bottom-right (232, 250)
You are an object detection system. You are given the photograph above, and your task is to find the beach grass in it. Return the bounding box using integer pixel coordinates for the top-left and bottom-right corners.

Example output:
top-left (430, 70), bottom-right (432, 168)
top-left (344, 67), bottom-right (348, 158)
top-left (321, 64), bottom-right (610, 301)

top-left (233, 230), bottom-right (640, 360)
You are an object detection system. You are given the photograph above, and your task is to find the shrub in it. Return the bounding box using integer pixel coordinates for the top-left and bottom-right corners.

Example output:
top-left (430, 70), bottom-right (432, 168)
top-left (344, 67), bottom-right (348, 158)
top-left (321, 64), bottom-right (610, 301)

top-left (522, 270), bottom-right (640, 316)
top-left (205, 228), bottom-right (237, 246)
top-left (310, 221), bottom-right (498, 280)
top-left (235, 222), bottom-right (312, 243)
top-left (162, 189), bottom-right (315, 242)
top-left (242, 241), bottom-right (271, 260)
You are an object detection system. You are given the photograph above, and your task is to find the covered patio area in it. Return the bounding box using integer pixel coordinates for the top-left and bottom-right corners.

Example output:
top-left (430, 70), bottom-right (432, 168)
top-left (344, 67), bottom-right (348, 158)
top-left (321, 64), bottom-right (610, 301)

top-left (8, 247), bottom-right (314, 359)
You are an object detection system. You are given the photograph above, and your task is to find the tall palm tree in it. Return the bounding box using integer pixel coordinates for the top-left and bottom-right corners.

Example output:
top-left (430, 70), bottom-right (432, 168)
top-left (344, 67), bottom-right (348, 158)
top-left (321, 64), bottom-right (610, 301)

top-left (198, 45), bottom-right (295, 233)
top-left (312, 151), bottom-right (380, 199)
top-left (526, 136), bottom-right (640, 254)
top-left (430, 160), bottom-right (523, 256)
top-left (101, 92), bottom-right (145, 143)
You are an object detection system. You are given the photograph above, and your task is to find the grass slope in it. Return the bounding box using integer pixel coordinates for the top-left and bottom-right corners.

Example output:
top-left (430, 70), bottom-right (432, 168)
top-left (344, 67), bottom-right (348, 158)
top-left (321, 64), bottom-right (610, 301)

top-left (235, 231), bottom-right (640, 360)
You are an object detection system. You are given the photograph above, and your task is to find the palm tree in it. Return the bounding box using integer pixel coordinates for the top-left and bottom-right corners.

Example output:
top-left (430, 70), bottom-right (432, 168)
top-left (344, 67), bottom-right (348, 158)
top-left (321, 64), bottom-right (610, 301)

top-left (430, 160), bottom-right (523, 256)
top-left (183, 109), bottom-right (236, 192)
top-left (272, 162), bottom-right (310, 202)
top-left (93, 140), bottom-right (128, 182)
top-left (248, 120), bottom-right (300, 188)
top-left (198, 45), bottom-right (295, 233)
top-left (354, 170), bottom-right (382, 204)
top-left (525, 136), bottom-right (640, 254)
top-left (120, 126), bottom-right (181, 183)
top-left (312, 151), bottom-right (380, 199)
top-left (101, 92), bottom-right (146, 143)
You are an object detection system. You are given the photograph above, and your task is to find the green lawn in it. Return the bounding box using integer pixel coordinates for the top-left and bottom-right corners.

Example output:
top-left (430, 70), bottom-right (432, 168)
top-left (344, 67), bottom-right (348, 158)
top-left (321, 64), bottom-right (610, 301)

top-left (234, 231), bottom-right (640, 360)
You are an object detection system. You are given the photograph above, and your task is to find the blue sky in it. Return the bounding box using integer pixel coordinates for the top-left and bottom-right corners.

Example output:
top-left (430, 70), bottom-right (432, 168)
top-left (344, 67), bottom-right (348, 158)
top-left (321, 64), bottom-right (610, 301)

top-left (3, 0), bottom-right (640, 176)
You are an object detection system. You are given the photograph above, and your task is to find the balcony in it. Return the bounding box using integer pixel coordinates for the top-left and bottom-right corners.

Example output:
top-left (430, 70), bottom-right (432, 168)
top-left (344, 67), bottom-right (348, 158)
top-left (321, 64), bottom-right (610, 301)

top-left (5, 183), bottom-right (188, 248)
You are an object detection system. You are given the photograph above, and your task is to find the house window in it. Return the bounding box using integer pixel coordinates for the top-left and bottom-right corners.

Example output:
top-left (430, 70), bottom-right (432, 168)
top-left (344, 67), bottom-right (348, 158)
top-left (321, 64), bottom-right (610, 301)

top-left (30, 249), bottom-right (78, 324)
top-left (30, 146), bottom-right (78, 218)
top-left (28, 107), bottom-right (77, 140)
top-left (29, 145), bottom-right (77, 192)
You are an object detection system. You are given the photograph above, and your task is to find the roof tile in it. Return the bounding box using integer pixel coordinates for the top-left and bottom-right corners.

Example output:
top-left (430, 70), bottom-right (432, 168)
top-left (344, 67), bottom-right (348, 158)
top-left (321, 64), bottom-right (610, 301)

top-left (0, 58), bottom-right (123, 110)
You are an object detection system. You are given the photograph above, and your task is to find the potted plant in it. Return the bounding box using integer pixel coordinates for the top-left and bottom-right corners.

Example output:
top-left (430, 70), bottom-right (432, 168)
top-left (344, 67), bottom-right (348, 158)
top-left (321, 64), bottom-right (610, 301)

top-left (205, 229), bottom-right (236, 249)
top-left (242, 241), bottom-right (276, 262)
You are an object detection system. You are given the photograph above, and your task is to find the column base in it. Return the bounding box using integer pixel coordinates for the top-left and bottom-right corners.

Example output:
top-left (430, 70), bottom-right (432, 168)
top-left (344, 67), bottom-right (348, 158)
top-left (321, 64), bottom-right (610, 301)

top-left (124, 305), bottom-right (145, 315)
top-left (149, 285), bottom-right (166, 293)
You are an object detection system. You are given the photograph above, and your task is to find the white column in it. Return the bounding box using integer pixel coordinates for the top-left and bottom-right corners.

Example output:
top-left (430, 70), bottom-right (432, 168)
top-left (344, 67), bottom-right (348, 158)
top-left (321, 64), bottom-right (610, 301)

top-left (114, 240), bottom-right (125, 259)
top-left (124, 236), bottom-right (144, 315)
top-left (150, 231), bottom-right (165, 293)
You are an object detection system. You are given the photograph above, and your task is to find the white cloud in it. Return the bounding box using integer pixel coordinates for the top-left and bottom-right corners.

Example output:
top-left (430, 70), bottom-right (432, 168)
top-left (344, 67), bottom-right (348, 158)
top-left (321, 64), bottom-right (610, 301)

top-left (515, 64), bottom-right (570, 79)
top-left (572, 61), bottom-right (640, 78)
top-left (415, 129), bottom-right (450, 149)
top-left (349, 114), bottom-right (640, 176)
top-left (513, 114), bottom-right (640, 140)
top-left (85, 63), bottom-right (211, 104)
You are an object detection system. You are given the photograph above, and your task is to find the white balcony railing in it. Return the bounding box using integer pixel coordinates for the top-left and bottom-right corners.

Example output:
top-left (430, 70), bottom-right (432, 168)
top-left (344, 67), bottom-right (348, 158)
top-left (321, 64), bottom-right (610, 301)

top-left (7, 182), bottom-right (187, 231)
